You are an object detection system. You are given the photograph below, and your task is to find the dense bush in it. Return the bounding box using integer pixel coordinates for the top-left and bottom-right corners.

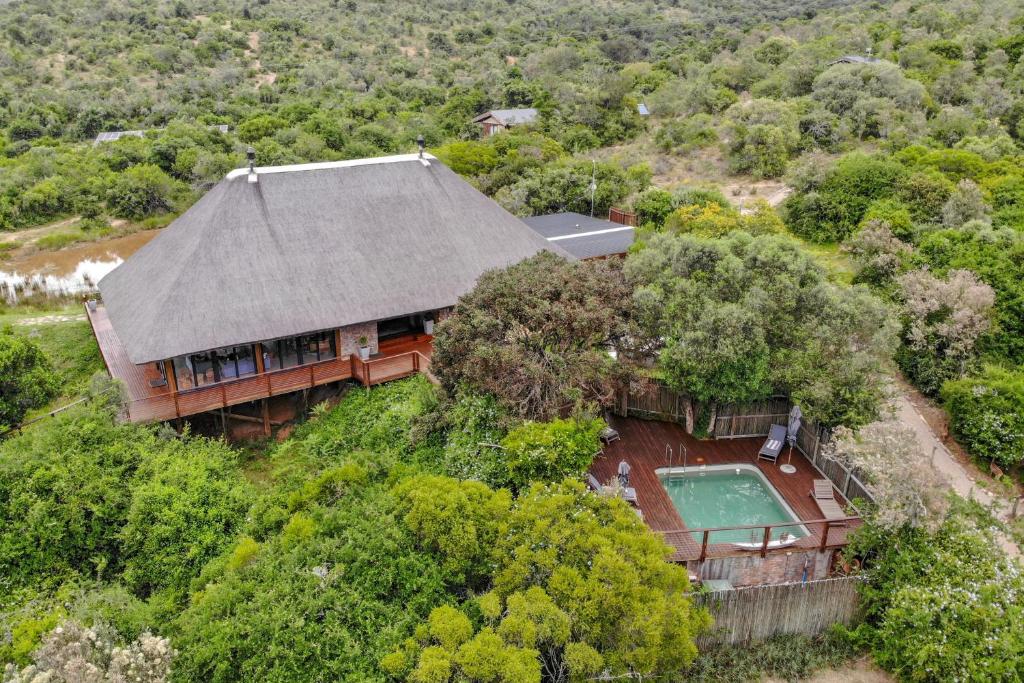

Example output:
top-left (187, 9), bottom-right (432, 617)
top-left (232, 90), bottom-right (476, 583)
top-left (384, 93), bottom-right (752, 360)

top-left (387, 480), bottom-right (711, 681)
top-left (848, 505), bottom-right (1024, 681)
top-left (626, 232), bottom-right (896, 428)
top-left (0, 334), bottom-right (58, 432)
top-left (498, 417), bottom-right (604, 490)
top-left (784, 153), bottom-right (908, 243)
top-left (433, 252), bottom-right (645, 421)
top-left (942, 366), bottom-right (1024, 467)
top-left (0, 406), bottom-right (249, 597)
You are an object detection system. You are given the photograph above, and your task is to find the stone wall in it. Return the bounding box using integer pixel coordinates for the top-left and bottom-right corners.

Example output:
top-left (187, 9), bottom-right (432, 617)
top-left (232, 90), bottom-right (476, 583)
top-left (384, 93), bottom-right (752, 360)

top-left (338, 321), bottom-right (377, 357)
top-left (687, 549), bottom-right (834, 587)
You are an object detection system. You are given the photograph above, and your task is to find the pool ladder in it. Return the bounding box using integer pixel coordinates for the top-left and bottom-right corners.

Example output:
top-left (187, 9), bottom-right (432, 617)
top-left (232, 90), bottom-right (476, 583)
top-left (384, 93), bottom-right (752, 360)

top-left (666, 442), bottom-right (688, 472)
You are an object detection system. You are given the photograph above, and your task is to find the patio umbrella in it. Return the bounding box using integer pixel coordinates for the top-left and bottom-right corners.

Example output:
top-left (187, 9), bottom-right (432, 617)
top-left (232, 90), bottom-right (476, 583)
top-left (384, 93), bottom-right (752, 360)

top-left (785, 404), bottom-right (803, 465)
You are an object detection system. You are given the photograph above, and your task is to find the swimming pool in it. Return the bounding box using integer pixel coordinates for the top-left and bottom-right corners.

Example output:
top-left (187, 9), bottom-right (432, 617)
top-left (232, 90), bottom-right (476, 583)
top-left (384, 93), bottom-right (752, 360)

top-left (657, 464), bottom-right (809, 545)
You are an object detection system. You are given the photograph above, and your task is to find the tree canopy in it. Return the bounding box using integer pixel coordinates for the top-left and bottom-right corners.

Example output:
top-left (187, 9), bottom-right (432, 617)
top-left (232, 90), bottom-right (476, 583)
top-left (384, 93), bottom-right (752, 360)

top-left (432, 252), bottom-right (646, 421)
top-left (626, 232), bottom-right (896, 428)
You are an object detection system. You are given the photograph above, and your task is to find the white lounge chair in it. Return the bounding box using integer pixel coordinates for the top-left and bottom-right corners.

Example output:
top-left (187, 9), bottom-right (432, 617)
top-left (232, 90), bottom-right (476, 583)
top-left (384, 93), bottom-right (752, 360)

top-left (810, 479), bottom-right (847, 524)
top-left (758, 424), bottom-right (787, 463)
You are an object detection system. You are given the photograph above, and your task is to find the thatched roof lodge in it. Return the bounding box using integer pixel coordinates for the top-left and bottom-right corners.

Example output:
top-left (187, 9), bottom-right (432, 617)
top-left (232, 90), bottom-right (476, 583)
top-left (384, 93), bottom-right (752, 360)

top-left (88, 152), bottom-right (562, 426)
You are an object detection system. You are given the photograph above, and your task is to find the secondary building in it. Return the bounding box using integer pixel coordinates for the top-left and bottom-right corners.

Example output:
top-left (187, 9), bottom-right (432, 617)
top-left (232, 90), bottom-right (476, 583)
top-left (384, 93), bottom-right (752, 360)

top-left (88, 151), bottom-right (563, 425)
top-left (472, 108), bottom-right (538, 136)
top-left (522, 212), bottom-right (635, 260)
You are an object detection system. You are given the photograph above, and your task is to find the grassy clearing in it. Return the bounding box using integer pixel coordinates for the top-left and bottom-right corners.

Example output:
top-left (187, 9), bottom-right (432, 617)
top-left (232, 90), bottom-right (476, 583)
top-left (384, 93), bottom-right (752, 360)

top-left (2, 304), bottom-right (103, 413)
top-left (797, 240), bottom-right (857, 284)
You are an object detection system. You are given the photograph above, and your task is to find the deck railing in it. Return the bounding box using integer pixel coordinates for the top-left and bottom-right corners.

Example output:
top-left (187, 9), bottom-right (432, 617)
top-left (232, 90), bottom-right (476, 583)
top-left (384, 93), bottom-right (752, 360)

top-left (350, 350), bottom-right (434, 387)
top-left (660, 515), bottom-right (861, 561)
top-left (125, 355), bottom-right (351, 422)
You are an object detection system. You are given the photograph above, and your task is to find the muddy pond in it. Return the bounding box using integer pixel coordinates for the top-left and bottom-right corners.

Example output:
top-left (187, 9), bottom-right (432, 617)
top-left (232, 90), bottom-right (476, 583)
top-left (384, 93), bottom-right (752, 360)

top-left (0, 231), bottom-right (159, 303)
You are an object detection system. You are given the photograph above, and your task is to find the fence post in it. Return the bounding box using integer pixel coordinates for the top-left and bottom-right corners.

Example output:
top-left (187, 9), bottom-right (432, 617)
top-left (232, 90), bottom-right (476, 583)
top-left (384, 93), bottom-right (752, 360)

top-left (700, 531), bottom-right (709, 562)
top-left (760, 526), bottom-right (771, 558)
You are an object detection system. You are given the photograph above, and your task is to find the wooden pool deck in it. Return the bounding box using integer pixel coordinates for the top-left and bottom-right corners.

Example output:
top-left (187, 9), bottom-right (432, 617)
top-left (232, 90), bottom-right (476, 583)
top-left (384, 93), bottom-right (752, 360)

top-left (590, 416), bottom-right (860, 562)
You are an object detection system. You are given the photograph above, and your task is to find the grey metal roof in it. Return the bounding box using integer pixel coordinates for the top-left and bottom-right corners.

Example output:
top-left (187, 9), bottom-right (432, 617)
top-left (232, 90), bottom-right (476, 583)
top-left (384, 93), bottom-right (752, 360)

top-left (522, 212), bottom-right (635, 260)
top-left (637, 103), bottom-right (650, 116)
top-left (472, 108), bottom-right (538, 125)
top-left (99, 153), bottom-right (566, 364)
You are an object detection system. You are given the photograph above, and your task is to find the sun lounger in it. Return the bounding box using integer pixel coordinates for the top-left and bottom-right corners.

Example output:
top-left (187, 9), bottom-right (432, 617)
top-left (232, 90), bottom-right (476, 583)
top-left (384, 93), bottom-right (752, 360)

top-left (757, 424), bottom-right (787, 463)
top-left (810, 478), bottom-right (847, 523)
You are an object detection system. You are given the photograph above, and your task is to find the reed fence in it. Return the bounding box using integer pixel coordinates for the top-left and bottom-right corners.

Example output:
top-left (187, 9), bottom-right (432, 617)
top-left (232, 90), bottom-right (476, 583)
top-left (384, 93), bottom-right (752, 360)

top-left (691, 576), bottom-right (864, 645)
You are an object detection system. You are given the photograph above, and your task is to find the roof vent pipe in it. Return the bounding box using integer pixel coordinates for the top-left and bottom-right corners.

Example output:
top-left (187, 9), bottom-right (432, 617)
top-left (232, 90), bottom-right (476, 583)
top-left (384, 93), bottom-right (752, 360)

top-left (247, 147), bottom-right (258, 184)
top-left (416, 134), bottom-right (430, 166)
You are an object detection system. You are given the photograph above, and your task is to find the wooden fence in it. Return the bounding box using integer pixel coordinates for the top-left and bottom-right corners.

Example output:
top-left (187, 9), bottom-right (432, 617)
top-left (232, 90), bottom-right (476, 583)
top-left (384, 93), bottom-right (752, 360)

top-left (713, 397), bottom-right (791, 438)
top-left (620, 383), bottom-right (689, 424)
top-left (691, 576), bottom-right (864, 645)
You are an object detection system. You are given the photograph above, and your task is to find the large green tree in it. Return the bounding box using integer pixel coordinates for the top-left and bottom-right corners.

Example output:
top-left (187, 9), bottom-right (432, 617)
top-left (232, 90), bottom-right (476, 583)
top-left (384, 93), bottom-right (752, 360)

top-left (432, 252), bottom-right (646, 421)
top-left (385, 478), bottom-right (710, 682)
top-left (626, 232), bottom-right (896, 429)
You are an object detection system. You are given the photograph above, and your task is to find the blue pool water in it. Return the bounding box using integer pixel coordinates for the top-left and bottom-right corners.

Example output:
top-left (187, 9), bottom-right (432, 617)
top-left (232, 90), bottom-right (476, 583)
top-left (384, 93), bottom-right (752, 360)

top-left (659, 466), bottom-right (808, 545)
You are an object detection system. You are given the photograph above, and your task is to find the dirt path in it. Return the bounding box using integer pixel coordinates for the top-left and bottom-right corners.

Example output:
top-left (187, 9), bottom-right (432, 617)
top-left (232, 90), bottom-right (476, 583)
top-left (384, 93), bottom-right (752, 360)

top-left (765, 659), bottom-right (892, 683)
top-left (889, 381), bottom-right (1021, 559)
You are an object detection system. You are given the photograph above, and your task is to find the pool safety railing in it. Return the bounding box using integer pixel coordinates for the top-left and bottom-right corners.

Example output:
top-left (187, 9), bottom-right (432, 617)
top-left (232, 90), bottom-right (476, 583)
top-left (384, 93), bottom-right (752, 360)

top-left (662, 515), bottom-right (861, 561)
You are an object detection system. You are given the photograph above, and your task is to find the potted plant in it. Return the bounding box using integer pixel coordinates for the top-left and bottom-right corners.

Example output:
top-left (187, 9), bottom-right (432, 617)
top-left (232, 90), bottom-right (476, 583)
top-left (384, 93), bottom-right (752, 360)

top-left (423, 317), bottom-right (434, 335)
top-left (358, 336), bottom-right (370, 361)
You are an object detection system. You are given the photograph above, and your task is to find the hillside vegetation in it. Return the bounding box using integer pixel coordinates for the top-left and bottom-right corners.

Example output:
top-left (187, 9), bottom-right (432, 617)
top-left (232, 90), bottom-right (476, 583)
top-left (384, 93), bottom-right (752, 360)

top-left (3, 0), bottom-right (1024, 680)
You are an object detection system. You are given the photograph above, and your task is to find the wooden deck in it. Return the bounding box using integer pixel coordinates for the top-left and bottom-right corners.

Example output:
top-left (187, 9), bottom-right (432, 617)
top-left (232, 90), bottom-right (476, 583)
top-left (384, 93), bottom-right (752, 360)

top-left (591, 416), bottom-right (860, 562)
top-left (87, 304), bottom-right (433, 423)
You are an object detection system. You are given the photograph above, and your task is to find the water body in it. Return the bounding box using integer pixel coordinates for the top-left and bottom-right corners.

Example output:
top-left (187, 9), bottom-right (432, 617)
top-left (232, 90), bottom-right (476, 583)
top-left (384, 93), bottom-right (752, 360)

top-left (0, 231), bottom-right (159, 303)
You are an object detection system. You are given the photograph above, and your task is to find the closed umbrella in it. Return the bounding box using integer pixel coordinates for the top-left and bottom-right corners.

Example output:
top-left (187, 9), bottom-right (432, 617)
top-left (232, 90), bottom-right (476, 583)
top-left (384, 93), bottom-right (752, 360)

top-left (785, 405), bottom-right (803, 466)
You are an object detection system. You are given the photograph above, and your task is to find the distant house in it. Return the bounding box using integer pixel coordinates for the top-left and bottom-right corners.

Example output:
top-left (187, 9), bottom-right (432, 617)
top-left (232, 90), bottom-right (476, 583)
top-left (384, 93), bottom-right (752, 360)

top-left (88, 152), bottom-right (564, 427)
top-left (828, 54), bottom-right (884, 66)
top-left (93, 124), bottom-right (230, 145)
top-left (523, 212), bottom-right (635, 260)
top-left (472, 108), bottom-right (538, 136)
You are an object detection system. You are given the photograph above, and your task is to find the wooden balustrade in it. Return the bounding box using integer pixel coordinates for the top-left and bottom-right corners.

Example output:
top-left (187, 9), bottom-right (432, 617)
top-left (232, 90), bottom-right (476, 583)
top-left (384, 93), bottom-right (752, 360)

top-left (664, 516), bottom-right (861, 561)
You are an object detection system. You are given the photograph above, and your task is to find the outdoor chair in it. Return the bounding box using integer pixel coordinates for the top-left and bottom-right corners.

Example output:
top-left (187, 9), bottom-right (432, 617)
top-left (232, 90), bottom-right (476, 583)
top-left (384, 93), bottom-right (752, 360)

top-left (757, 424), bottom-right (787, 463)
top-left (587, 473), bottom-right (638, 505)
top-left (600, 426), bottom-right (620, 444)
top-left (810, 478), bottom-right (848, 524)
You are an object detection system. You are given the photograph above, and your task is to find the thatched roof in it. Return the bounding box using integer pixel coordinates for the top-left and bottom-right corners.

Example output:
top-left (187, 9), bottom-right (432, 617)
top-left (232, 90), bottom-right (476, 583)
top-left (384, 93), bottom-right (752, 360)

top-left (99, 153), bottom-right (564, 364)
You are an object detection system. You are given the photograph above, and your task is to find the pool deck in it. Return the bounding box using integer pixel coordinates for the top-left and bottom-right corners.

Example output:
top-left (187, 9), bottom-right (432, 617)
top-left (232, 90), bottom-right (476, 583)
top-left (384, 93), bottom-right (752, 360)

top-left (590, 416), bottom-right (860, 562)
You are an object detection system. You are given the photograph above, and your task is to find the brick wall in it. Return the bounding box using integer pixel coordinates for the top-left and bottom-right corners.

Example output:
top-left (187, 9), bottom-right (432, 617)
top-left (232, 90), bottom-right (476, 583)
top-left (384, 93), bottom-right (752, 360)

top-left (687, 549), bottom-right (834, 587)
top-left (338, 321), bottom-right (377, 357)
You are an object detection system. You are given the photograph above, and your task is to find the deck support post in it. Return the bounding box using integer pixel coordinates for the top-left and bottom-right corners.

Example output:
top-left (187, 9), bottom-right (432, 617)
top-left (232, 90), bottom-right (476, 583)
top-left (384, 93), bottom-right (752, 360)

top-left (220, 409), bottom-right (227, 437)
top-left (760, 526), bottom-right (771, 558)
top-left (819, 521), bottom-right (831, 551)
top-left (262, 399), bottom-right (271, 437)
top-left (699, 531), bottom-right (709, 562)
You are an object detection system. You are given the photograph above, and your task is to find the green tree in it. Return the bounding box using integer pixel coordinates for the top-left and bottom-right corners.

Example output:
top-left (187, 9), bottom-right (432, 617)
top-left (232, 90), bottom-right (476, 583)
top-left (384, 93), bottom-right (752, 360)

top-left (432, 252), bottom-right (645, 421)
top-left (499, 417), bottom-right (604, 490)
top-left (106, 164), bottom-right (177, 219)
top-left (627, 232), bottom-right (895, 428)
top-left (0, 334), bottom-right (58, 433)
top-left (942, 366), bottom-right (1024, 467)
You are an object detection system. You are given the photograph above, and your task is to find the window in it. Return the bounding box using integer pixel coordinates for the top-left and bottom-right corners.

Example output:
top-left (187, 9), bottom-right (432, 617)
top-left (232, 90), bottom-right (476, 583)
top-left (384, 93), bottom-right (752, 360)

top-left (261, 331), bottom-right (336, 371)
top-left (215, 345), bottom-right (256, 380)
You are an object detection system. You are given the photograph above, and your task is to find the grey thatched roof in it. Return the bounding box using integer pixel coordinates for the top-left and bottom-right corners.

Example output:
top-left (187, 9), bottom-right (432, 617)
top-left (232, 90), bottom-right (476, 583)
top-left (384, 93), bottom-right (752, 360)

top-left (99, 153), bottom-right (564, 364)
top-left (473, 108), bottom-right (538, 125)
top-left (523, 212), bottom-right (635, 260)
